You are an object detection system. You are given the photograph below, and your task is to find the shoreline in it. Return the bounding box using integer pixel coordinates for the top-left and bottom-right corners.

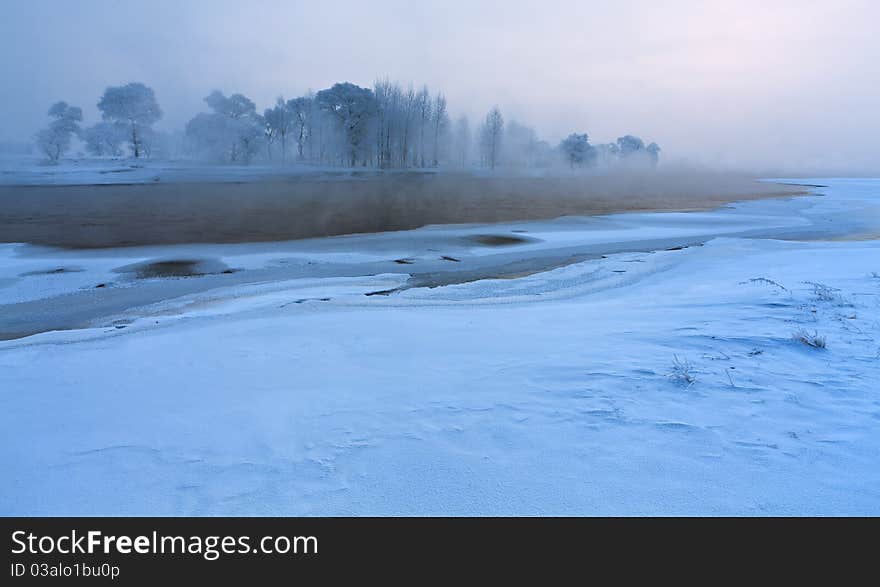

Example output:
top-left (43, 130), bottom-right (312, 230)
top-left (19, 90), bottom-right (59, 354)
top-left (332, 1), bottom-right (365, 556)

top-left (0, 172), bottom-right (808, 249)
top-left (1, 180), bottom-right (822, 341)
top-left (3, 178), bottom-right (879, 514)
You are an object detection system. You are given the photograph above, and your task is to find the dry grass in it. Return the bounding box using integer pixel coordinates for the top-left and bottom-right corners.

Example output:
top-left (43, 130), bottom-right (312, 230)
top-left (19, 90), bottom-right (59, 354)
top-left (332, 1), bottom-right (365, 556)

top-left (792, 328), bottom-right (827, 349)
top-left (669, 354), bottom-right (697, 386)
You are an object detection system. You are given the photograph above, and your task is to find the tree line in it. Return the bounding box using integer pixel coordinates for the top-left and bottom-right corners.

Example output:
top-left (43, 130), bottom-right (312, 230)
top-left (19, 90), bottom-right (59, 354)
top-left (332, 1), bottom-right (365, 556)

top-left (35, 80), bottom-right (660, 170)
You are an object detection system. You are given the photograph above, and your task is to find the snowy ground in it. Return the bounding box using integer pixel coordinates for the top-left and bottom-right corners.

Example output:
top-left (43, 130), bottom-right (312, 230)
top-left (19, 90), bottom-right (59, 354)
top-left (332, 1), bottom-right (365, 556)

top-left (2, 178), bottom-right (879, 515)
top-left (0, 156), bottom-right (374, 186)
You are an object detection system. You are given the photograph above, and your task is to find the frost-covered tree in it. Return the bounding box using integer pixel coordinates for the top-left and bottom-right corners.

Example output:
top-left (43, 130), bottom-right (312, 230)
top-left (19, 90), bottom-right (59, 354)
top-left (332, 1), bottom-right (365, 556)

top-left (186, 91), bottom-right (264, 163)
top-left (414, 86), bottom-right (431, 167)
top-left (560, 133), bottom-right (592, 168)
top-left (430, 92), bottom-right (449, 167)
top-left (96, 83), bottom-right (162, 158)
top-left (613, 135), bottom-right (661, 167)
top-left (204, 90), bottom-right (256, 119)
top-left (394, 86), bottom-right (417, 167)
top-left (287, 96), bottom-right (313, 161)
top-left (235, 115), bottom-right (264, 164)
top-left (479, 106), bottom-right (504, 170)
top-left (373, 79), bottom-right (397, 168)
top-left (372, 80), bottom-right (457, 168)
top-left (316, 82), bottom-right (376, 167)
top-left (34, 101), bottom-right (82, 162)
top-left (170, 76), bottom-right (663, 170)
top-left (82, 122), bottom-right (126, 157)
top-left (264, 97), bottom-right (294, 161)
top-left (616, 135), bottom-right (646, 158)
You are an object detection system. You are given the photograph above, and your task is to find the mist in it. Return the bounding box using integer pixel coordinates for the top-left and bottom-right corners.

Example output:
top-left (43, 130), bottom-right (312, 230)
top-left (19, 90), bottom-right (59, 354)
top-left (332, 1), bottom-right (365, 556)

top-left (0, 169), bottom-right (806, 248)
top-left (2, 0), bottom-right (879, 174)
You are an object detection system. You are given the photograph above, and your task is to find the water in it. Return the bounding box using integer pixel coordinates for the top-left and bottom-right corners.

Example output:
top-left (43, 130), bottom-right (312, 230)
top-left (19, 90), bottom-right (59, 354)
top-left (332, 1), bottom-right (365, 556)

top-left (2, 180), bottom-right (878, 340)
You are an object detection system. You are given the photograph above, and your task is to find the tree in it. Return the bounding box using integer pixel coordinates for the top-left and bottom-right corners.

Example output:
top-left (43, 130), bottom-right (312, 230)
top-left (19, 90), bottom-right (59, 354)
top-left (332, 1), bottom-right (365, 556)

top-left (614, 135), bottom-right (661, 167)
top-left (398, 86), bottom-right (416, 167)
top-left (264, 97), bottom-right (294, 161)
top-left (414, 86), bottom-right (431, 167)
top-left (560, 133), bottom-right (592, 168)
top-left (373, 78), bottom-right (397, 168)
top-left (82, 122), bottom-right (126, 157)
top-left (480, 106), bottom-right (504, 170)
top-left (235, 114), bottom-right (264, 163)
top-left (287, 96), bottom-right (312, 161)
top-left (616, 135), bottom-right (646, 158)
top-left (34, 101), bottom-right (82, 162)
top-left (316, 82), bottom-right (376, 167)
top-left (430, 92), bottom-right (449, 167)
top-left (186, 91), bottom-right (264, 163)
top-left (97, 83), bottom-right (162, 158)
top-left (371, 80), bottom-right (457, 168)
top-left (205, 90), bottom-right (256, 118)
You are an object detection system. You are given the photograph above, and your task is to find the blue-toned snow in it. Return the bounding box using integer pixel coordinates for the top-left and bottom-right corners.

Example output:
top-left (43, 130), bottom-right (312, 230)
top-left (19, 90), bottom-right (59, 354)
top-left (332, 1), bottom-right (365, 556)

top-left (2, 178), bottom-right (880, 515)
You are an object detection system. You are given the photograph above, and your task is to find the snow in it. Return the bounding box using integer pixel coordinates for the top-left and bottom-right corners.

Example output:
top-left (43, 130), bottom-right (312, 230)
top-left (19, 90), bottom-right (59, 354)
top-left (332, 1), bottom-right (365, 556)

top-left (0, 156), bottom-right (425, 186)
top-left (2, 179), bottom-right (880, 515)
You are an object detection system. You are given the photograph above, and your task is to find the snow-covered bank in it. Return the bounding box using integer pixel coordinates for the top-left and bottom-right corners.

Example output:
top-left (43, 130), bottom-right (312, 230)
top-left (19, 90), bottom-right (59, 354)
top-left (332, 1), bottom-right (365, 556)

top-left (2, 179), bottom-right (879, 515)
top-left (0, 157), bottom-right (360, 186)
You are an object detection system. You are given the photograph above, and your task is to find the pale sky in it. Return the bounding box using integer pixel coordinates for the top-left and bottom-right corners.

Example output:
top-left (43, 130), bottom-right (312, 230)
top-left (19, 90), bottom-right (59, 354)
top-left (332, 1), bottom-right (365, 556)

top-left (2, 0), bottom-right (878, 172)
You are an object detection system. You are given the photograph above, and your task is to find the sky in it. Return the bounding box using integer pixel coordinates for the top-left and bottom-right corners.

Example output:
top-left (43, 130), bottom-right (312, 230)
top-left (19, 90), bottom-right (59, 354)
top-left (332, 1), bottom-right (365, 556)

top-left (1, 0), bottom-right (878, 172)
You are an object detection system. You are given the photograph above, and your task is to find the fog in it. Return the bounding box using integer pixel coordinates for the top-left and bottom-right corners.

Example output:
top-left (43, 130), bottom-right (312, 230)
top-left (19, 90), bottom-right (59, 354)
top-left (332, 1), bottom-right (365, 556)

top-left (2, 0), bottom-right (879, 173)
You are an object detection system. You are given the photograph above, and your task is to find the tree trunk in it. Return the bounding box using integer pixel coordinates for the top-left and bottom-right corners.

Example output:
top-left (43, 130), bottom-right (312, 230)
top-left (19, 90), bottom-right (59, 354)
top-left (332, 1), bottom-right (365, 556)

top-left (132, 124), bottom-right (139, 159)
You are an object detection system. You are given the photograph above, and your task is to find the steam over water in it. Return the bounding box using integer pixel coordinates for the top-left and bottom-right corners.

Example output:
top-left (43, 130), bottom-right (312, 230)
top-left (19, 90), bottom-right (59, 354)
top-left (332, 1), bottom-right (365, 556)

top-left (0, 170), bottom-right (805, 248)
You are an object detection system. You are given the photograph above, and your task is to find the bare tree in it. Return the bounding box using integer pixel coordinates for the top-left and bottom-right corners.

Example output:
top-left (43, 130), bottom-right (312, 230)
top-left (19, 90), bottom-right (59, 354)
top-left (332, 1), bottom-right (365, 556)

top-left (431, 92), bottom-right (448, 167)
top-left (398, 86), bottom-right (416, 167)
top-left (415, 86), bottom-right (431, 167)
top-left (264, 97), bottom-right (294, 161)
top-left (374, 78), bottom-right (396, 168)
top-left (285, 96), bottom-right (312, 161)
top-left (480, 106), bottom-right (504, 170)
